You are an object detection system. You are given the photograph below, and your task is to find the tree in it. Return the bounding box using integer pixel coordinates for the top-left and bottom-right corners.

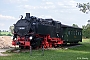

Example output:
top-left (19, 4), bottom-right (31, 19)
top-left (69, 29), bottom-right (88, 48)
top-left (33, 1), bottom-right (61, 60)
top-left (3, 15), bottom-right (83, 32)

top-left (0, 30), bottom-right (1, 35)
top-left (72, 24), bottom-right (79, 28)
top-left (9, 26), bottom-right (14, 34)
top-left (82, 24), bottom-right (90, 38)
top-left (76, 2), bottom-right (90, 38)
top-left (2, 30), bottom-right (4, 32)
top-left (76, 2), bottom-right (90, 14)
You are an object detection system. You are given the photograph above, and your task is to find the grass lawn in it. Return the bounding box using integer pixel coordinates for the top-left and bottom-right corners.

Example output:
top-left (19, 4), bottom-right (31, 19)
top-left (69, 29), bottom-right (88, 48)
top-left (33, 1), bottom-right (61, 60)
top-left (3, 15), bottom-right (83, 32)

top-left (0, 39), bottom-right (90, 60)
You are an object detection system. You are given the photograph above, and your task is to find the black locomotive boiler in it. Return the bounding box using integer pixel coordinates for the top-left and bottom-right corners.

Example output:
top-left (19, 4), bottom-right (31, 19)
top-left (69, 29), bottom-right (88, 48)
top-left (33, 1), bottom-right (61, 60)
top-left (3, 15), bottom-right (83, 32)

top-left (12, 13), bottom-right (82, 49)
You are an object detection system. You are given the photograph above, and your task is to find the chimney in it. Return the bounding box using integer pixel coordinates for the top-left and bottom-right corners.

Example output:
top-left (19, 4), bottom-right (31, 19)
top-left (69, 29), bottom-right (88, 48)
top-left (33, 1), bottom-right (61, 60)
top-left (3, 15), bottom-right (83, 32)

top-left (26, 13), bottom-right (30, 18)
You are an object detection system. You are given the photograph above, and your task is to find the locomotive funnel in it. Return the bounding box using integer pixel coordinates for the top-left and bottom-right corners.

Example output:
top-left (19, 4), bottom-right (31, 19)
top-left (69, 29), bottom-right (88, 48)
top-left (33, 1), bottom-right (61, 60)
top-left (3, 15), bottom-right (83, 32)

top-left (26, 13), bottom-right (30, 18)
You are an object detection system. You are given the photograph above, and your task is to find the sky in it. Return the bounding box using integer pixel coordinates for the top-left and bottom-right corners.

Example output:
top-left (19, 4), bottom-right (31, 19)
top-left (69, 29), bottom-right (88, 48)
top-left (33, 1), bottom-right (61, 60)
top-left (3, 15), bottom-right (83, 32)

top-left (0, 0), bottom-right (90, 31)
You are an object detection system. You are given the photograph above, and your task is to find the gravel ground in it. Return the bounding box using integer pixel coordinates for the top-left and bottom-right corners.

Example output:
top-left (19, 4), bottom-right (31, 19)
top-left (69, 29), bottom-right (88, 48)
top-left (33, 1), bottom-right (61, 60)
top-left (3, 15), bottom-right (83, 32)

top-left (0, 36), bottom-right (13, 49)
top-left (0, 36), bottom-right (14, 56)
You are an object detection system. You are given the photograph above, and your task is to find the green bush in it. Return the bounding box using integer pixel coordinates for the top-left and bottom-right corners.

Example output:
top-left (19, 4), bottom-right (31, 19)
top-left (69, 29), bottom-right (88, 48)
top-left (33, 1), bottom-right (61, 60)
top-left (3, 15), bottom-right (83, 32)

top-left (7, 34), bottom-right (12, 36)
top-left (0, 34), bottom-right (3, 36)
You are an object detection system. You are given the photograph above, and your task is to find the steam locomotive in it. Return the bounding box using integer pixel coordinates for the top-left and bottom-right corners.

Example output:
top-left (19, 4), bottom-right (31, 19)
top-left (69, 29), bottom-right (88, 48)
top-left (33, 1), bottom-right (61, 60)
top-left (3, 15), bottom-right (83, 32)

top-left (12, 13), bottom-right (82, 49)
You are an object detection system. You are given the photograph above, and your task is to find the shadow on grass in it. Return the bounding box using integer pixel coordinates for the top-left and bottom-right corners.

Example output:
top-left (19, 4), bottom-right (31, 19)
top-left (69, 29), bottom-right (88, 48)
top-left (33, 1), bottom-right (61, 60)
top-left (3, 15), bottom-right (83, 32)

top-left (69, 42), bottom-right (90, 53)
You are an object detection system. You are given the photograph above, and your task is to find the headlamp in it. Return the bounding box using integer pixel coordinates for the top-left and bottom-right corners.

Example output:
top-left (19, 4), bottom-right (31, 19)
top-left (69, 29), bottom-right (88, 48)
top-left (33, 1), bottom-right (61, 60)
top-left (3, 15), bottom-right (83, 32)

top-left (29, 36), bottom-right (33, 40)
